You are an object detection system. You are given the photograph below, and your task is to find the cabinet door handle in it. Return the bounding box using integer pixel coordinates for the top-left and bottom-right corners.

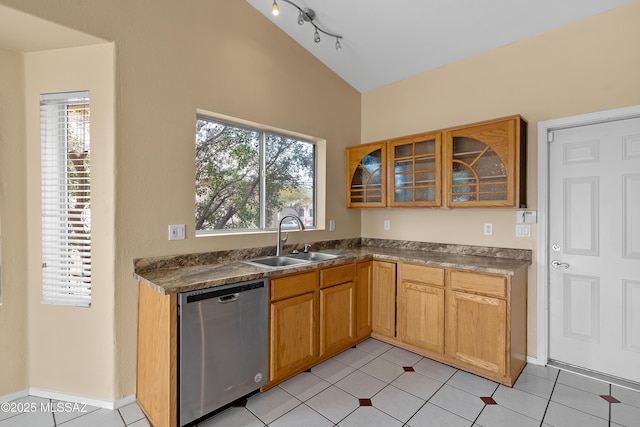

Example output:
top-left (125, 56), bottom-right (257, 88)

top-left (551, 260), bottom-right (570, 269)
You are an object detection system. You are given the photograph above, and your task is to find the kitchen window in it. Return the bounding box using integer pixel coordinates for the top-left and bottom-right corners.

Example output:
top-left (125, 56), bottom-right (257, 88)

top-left (40, 91), bottom-right (92, 307)
top-left (195, 114), bottom-right (316, 234)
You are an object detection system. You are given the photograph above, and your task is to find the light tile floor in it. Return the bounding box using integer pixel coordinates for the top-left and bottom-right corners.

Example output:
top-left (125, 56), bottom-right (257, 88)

top-left (1, 339), bottom-right (638, 426)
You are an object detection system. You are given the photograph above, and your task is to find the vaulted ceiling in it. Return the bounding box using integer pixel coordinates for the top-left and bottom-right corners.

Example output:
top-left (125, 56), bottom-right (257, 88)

top-left (247, 0), bottom-right (637, 92)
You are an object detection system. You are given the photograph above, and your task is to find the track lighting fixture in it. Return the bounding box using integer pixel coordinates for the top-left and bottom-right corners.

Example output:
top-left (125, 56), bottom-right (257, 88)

top-left (271, 0), bottom-right (343, 51)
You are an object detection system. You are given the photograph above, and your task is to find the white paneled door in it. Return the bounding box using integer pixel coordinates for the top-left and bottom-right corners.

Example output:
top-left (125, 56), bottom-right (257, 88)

top-left (548, 117), bottom-right (640, 383)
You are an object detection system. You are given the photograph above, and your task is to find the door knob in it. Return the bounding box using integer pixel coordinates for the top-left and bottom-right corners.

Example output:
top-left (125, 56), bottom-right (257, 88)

top-left (551, 260), bottom-right (570, 269)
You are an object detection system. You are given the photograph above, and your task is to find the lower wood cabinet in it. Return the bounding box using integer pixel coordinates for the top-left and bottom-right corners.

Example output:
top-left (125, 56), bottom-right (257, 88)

top-left (135, 256), bottom-right (528, 427)
top-left (371, 260), bottom-right (397, 338)
top-left (447, 289), bottom-right (507, 375)
top-left (267, 262), bottom-right (369, 388)
top-left (371, 261), bottom-right (527, 387)
top-left (319, 263), bottom-right (356, 357)
top-left (137, 283), bottom-right (177, 427)
top-left (355, 260), bottom-right (373, 340)
top-left (269, 270), bottom-right (319, 383)
top-left (397, 263), bottom-right (445, 354)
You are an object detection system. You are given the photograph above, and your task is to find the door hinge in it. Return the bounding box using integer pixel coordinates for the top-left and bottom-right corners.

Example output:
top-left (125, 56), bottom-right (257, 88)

top-left (547, 131), bottom-right (554, 143)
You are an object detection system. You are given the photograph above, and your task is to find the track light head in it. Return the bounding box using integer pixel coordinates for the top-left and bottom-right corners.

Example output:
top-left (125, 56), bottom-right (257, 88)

top-left (270, 0), bottom-right (343, 51)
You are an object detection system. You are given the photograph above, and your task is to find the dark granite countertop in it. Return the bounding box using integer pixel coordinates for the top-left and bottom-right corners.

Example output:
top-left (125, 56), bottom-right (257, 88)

top-left (134, 239), bottom-right (532, 295)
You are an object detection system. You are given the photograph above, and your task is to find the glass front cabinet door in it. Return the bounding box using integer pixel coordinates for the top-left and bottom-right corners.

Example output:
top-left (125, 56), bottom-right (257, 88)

top-left (346, 115), bottom-right (526, 209)
top-left (346, 142), bottom-right (386, 207)
top-left (444, 116), bottom-right (527, 208)
top-left (387, 132), bottom-right (441, 207)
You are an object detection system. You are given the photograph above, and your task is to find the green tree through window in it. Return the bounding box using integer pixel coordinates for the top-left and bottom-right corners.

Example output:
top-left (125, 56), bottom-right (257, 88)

top-left (195, 116), bottom-right (315, 233)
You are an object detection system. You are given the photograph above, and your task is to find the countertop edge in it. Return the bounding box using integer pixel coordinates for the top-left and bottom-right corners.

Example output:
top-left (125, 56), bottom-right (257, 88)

top-left (134, 249), bottom-right (532, 295)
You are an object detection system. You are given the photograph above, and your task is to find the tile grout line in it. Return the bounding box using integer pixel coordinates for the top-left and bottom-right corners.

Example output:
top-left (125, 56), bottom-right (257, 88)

top-left (538, 368), bottom-right (560, 426)
top-left (608, 382), bottom-right (612, 427)
top-left (269, 385), bottom-right (334, 427)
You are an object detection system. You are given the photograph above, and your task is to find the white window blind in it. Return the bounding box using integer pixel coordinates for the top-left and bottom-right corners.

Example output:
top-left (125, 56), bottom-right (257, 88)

top-left (40, 91), bottom-right (92, 307)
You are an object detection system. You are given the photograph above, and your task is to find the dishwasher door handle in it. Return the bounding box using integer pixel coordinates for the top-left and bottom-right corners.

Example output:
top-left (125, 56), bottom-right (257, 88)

top-left (218, 293), bottom-right (240, 303)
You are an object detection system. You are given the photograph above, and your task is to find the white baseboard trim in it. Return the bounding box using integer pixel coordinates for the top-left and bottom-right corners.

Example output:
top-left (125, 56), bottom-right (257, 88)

top-left (28, 388), bottom-right (136, 410)
top-left (527, 355), bottom-right (545, 366)
top-left (0, 389), bottom-right (29, 403)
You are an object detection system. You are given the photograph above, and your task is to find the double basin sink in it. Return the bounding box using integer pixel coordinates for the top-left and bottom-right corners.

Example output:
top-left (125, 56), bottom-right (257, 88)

top-left (244, 251), bottom-right (342, 268)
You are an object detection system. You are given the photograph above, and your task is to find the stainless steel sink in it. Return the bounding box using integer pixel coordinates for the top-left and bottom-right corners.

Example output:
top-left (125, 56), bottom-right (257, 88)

top-left (243, 256), bottom-right (311, 268)
top-left (285, 252), bottom-right (343, 262)
top-left (243, 252), bottom-right (342, 268)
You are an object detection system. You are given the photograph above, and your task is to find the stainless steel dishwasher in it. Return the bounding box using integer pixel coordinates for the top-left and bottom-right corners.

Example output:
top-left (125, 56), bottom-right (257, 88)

top-left (178, 278), bottom-right (268, 426)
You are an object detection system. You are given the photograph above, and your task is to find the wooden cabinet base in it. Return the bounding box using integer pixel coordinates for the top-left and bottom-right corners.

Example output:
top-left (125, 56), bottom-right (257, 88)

top-left (371, 332), bottom-right (525, 387)
top-left (371, 266), bottom-right (527, 387)
top-left (136, 283), bottom-right (177, 427)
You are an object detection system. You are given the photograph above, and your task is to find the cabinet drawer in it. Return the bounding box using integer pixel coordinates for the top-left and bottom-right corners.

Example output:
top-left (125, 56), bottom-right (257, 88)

top-left (450, 270), bottom-right (506, 298)
top-left (320, 263), bottom-right (355, 289)
top-left (271, 271), bottom-right (318, 301)
top-left (400, 263), bottom-right (444, 287)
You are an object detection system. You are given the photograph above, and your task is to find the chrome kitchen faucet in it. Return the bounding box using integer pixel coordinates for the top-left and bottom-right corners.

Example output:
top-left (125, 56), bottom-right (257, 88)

top-left (276, 215), bottom-right (305, 256)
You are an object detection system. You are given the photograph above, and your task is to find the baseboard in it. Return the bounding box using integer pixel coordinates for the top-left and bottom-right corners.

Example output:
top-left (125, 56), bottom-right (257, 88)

top-left (526, 355), bottom-right (544, 365)
top-left (28, 388), bottom-right (136, 410)
top-left (0, 389), bottom-right (29, 402)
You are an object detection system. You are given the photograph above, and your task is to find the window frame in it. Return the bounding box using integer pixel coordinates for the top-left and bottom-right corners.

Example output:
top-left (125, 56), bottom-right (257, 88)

top-left (195, 113), bottom-right (320, 236)
top-left (40, 90), bottom-right (92, 307)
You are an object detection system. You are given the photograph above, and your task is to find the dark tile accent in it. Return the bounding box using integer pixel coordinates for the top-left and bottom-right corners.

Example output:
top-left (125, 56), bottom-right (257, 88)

top-left (359, 399), bottom-right (373, 407)
top-left (233, 398), bottom-right (248, 407)
top-left (600, 395), bottom-right (621, 403)
top-left (403, 366), bottom-right (415, 372)
top-left (481, 396), bottom-right (497, 405)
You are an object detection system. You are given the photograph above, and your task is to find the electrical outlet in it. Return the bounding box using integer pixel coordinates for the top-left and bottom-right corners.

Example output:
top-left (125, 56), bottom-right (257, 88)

top-left (329, 219), bottom-right (336, 232)
top-left (383, 220), bottom-right (391, 231)
top-left (516, 224), bottom-right (531, 237)
top-left (168, 224), bottom-right (185, 240)
top-left (484, 223), bottom-right (493, 235)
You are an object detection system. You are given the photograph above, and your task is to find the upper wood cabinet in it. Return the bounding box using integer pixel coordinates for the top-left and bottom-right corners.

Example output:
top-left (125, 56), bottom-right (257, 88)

top-left (346, 115), bottom-right (526, 209)
top-left (387, 132), bottom-right (442, 207)
top-left (443, 116), bottom-right (527, 208)
top-left (346, 142), bottom-right (386, 207)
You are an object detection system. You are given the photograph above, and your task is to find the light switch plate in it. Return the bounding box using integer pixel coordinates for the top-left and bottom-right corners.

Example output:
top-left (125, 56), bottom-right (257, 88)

top-left (329, 219), bottom-right (335, 232)
top-left (168, 224), bottom-right (185, 240)
top-left (383, 220), bottom-right (391, 231)
top-left (516, 210), bottom-right (537, 224)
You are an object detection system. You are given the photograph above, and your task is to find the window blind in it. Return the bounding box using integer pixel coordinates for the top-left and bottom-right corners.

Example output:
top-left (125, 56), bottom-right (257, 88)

top-left (40, 91), bottom-right (92, 307)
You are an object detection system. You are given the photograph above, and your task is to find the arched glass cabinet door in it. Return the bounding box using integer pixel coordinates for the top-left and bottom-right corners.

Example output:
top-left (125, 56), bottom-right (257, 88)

top-left (346, 142), bottom-right (386, 207)
top-left (445, 116), bottom-right (527, 207)
top-left (451, 137), bottom-right (508, 202)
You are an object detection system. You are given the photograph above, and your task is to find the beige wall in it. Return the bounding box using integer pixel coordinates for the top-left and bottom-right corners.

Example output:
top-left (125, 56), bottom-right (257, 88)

top-left (0, 0), bottom-right (361, 401)
top-left (361, 1), bottom-right (640, 356)
top-left (24, 43), bottom-right (116, 400)
top-left (3, 0), bottom-right (637, 402)
top-left (0, 48), bottom-right (27, 396)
